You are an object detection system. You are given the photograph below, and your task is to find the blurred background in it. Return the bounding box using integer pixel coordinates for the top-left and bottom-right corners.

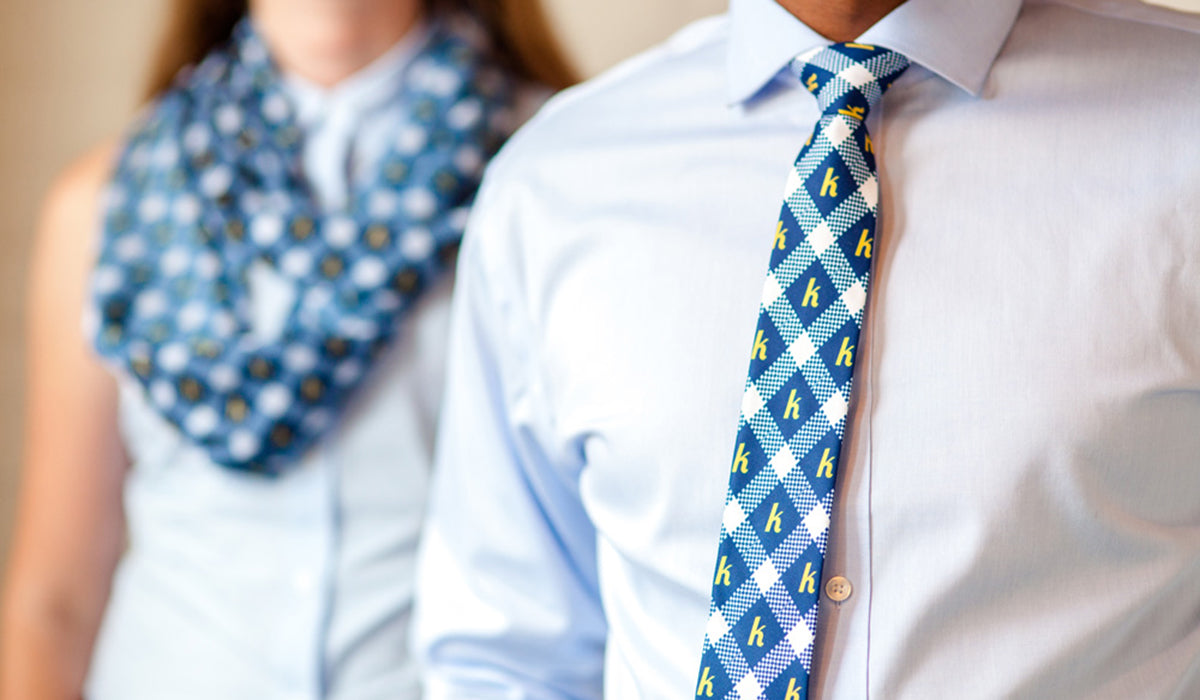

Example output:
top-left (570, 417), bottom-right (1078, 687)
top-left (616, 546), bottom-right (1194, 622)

top-left (0, 0), bottom-right (724, 568)
top-left (0, 0), bottom-right (1197, 567)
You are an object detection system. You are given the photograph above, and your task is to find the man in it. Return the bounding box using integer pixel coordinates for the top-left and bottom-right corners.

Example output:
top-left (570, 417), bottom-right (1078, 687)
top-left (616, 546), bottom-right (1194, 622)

top-left (412, 0), bottom-right (1200, 697)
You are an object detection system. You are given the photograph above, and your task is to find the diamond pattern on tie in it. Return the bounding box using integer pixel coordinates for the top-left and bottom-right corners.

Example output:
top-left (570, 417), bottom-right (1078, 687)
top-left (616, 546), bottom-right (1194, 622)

top-left (696, 43), bottom-right (909, 700)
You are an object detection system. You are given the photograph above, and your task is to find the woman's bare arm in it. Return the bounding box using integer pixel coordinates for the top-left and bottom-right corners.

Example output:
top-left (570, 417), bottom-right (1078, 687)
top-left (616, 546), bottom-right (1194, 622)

top-left (1, 142), bottom-right (129, 700)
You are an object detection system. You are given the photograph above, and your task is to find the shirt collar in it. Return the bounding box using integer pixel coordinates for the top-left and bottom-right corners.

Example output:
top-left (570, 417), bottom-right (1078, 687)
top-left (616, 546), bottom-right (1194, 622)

top-left (726, 0), bottom-right (1023, 104)
top-left (283, 20), bottom-right (430, 127)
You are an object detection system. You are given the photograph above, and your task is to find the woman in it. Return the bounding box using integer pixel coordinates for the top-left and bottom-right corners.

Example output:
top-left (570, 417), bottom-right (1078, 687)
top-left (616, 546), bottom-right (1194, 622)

top-left (0, 0), bottom-right (573, 697)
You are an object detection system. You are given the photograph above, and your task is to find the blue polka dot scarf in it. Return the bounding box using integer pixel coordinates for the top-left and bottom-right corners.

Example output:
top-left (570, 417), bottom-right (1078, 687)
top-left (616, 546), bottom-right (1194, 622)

top-left (89, 17), bottom-right (518, 475)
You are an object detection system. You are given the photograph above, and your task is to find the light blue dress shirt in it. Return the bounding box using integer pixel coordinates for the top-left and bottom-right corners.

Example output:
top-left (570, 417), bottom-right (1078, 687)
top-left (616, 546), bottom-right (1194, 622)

top-left (85, 25), bottom-right (451, 700)
top-left (413, 1), bottom-right (1200, 698)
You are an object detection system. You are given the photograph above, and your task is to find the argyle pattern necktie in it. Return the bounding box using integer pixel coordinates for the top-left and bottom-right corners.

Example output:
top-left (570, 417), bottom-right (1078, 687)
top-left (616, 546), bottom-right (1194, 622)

top-left (696, 43), bottom-right (909, 700)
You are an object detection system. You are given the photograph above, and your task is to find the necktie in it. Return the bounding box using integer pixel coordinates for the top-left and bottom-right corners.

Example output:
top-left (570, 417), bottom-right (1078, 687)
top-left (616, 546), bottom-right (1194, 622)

top-left (696, 43), bottom-right (909, 699)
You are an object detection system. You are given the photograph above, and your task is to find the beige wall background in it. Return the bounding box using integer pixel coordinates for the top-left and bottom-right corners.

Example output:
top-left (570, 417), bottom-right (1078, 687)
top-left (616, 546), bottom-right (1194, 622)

top-left (1, 0), bottom-right (1199, 565)
top-left (0, 0), bottom-right (725, 567)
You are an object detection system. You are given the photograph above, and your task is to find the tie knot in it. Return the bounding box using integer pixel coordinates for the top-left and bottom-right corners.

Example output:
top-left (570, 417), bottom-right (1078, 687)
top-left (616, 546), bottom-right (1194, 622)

top-left (790, 43), bottom-right (910, 120)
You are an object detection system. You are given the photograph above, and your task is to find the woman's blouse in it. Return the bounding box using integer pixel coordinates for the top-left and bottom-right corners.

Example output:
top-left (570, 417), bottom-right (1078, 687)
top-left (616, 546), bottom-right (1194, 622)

top-left (86, 26), bottom-right (449, 700)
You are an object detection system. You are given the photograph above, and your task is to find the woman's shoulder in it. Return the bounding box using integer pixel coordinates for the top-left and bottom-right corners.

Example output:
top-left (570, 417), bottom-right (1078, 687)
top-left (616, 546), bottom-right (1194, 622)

top-left (40, 139), bottom-right (119, 238)
top-left (29, 139), bottom-right (121, 332)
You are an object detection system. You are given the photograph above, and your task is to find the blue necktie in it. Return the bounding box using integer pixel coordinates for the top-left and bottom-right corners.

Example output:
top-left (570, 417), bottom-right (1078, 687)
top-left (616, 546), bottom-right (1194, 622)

top-left (696, 43), bottom-right (909, 700)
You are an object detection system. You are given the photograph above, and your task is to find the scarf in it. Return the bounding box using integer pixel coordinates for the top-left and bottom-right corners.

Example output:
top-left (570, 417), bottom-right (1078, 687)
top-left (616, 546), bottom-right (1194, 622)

top-left (90, 17), bottom-right (517, 474)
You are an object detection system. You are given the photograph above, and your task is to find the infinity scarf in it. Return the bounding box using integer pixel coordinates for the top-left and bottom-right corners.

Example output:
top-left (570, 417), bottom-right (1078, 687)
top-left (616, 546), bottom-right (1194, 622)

top-left (90, 17), bottom-right (517, 474)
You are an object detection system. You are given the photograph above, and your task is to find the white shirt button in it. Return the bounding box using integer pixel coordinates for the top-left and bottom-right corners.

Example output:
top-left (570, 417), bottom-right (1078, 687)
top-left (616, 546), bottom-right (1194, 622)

top-left (825, 575), bottom-right (853, 603)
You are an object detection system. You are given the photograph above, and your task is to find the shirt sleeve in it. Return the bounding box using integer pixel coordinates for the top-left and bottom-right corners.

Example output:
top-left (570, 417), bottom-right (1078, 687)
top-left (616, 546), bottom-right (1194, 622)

top-left (412, 160), bottom-right (608, 700)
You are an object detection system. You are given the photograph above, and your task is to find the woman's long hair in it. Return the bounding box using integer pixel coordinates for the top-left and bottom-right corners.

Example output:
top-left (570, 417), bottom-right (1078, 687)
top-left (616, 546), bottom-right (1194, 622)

top-left (142, 0), bottom-right (578, 98)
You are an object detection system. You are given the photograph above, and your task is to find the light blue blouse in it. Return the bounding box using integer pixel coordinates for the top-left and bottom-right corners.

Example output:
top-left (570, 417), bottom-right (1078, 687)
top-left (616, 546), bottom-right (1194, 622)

top-left (87, 25), bottom-right (450, 700)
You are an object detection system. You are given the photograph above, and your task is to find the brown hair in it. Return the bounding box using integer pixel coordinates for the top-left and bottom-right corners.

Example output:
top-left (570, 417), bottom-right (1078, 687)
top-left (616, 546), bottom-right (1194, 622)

top-left (143, 0), bottom-right (578, 98)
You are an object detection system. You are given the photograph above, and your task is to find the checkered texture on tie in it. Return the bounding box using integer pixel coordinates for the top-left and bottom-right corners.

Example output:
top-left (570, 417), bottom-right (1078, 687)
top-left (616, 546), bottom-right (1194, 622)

top-left (695, 43), bottom-right (909, 700)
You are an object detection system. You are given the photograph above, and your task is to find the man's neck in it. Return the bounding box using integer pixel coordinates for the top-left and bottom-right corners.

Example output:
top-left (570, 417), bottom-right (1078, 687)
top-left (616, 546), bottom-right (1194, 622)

top-left (775, 0), bottom-right (906, 42)
top-left (250, 0), bottom-right (422, 88)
